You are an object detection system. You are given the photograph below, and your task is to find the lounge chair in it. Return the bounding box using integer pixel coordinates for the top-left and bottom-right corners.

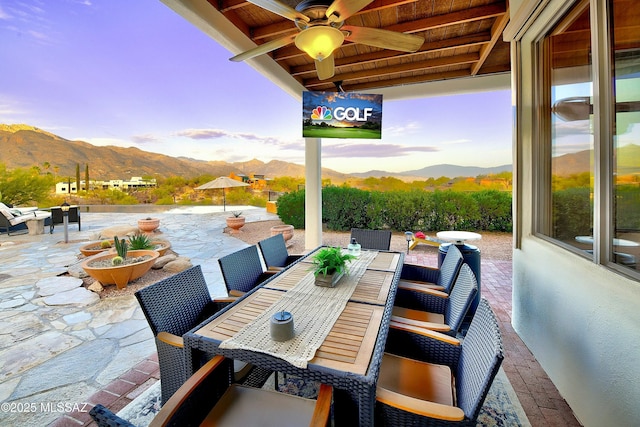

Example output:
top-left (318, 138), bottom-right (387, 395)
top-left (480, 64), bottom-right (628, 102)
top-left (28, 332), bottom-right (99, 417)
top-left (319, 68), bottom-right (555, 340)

top-left (0, 203), bottom-right (52, 235)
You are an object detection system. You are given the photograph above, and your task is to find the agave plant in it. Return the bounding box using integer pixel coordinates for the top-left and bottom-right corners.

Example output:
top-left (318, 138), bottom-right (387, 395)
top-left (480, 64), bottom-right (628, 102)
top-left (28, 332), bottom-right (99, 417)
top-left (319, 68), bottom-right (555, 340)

top-left (128, 233), bottom-right (154, 250)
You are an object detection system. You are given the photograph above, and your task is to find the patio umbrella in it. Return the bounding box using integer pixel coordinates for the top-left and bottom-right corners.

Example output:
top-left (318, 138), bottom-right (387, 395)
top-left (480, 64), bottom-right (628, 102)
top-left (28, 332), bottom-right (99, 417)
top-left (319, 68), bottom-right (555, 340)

top-left (195, 177), bottom-right (249, 211)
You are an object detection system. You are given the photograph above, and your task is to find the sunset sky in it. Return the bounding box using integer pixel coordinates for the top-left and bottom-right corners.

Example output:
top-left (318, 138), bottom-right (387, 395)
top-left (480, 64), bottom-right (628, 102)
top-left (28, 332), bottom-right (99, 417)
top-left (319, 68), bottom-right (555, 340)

top-left (0, 0), bottom-right (513, 174)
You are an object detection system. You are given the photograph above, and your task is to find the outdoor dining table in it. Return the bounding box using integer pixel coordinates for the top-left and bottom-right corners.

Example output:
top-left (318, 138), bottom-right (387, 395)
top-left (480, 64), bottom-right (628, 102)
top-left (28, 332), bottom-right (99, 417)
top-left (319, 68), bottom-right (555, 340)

top-left (183, 247), bottom-right (404, 426)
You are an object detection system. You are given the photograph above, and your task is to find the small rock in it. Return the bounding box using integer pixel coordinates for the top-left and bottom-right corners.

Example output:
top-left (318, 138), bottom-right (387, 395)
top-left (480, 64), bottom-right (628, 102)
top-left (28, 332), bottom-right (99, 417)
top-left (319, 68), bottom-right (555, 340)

top-left (162, 258), bottom-right (192, 273)
top-left (99, 225), bottom-right (139, 240)
top-left (67, 262), bottom-right (90, 279)
top-left (88, 281), bottom-right (104, 292)
top-left (153, 254), bottom-right (177, 269)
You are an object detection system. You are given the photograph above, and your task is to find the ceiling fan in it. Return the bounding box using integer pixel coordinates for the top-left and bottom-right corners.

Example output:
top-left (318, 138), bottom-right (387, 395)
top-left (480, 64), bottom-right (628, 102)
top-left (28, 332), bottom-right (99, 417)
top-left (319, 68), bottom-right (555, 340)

top-left (230, 0), bottom-right (425, 80)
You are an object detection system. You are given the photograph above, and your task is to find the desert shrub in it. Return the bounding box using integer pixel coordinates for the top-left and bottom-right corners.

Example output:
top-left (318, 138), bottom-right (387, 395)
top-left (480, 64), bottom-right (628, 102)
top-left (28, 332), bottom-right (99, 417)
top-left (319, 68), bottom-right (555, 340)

top-left (615, 185), bottom-right (640, 230)
top-left (277, 187), bottom-right (513, 232)
top-left (424, 190), bottom-right (480, 231)
top-left (277, 189), bottom-right (306, 229)
top-left (552, 187), bottom-right (592, 239)
top-left (322, 186), bottom-right (373, 230)
top-left (471, 190), bottom-right (513, 231)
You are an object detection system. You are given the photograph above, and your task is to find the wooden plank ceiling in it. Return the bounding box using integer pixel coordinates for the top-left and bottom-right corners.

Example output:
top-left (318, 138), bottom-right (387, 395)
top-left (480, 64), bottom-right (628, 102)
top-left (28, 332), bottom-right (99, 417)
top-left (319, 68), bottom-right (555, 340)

top-left (212, 0), bottom-right (511, 92)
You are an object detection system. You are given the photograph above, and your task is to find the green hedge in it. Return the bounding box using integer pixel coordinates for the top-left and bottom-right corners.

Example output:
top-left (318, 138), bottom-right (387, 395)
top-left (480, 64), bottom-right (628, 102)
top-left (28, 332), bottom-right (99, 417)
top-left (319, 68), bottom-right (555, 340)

top-left (276, 187), bottom-right (513, 232)
top-left (551, 187), bottom-right (592, 239)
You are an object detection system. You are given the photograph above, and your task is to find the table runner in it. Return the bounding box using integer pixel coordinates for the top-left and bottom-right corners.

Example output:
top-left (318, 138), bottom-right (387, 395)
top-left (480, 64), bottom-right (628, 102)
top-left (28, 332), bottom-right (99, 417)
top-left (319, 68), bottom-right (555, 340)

top-left (219, 250), bottom-right (377, 368)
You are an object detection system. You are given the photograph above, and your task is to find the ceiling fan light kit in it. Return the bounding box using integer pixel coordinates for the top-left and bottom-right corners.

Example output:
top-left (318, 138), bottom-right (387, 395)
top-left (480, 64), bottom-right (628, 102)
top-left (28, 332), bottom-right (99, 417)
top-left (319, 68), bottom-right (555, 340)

top-left (295, 26), bottom-right (344, 61)
top-left (234, 0), bottom-right (424, 81)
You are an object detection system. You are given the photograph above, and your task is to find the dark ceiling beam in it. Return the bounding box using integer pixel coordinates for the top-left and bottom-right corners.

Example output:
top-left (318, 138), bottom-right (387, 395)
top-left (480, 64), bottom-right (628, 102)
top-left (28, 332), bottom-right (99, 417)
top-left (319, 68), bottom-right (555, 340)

top-left (471, 8), bottom-right (510, 75)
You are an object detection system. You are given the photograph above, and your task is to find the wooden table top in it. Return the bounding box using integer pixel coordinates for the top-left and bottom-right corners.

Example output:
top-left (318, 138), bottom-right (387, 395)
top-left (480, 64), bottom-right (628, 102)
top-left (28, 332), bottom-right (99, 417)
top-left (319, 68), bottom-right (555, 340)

top-left (195, 288), bottom-right (385, 375)
top-left (267, 250), bottom-right (401, 306)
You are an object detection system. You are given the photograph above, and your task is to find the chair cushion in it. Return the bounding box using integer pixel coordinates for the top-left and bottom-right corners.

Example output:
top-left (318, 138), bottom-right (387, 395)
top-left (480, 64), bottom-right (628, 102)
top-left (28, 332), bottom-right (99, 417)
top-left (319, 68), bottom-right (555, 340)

top-left (201, 384), bottom-right (317, 427)
top-left (378, 353), bottom-right (454, 406)
top-left (0, 209), bottom-right (14, 220)
top-left (392, 306), bottom-right (444, 324)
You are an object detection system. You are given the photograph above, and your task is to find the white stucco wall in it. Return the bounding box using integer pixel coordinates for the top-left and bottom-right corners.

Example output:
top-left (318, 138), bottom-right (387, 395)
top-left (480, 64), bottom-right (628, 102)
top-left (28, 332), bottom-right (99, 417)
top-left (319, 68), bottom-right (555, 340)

top-left (513, 239), bottom-right (640, 425)
top-left (510, 1), bottom-right (640, 425)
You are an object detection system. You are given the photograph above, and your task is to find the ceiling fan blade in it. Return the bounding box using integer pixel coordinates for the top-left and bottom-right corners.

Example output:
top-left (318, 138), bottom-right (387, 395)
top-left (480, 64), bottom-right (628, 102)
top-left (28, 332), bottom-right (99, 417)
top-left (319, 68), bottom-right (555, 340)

top-left (315, 54), bottom-right (335, 80)
top-left (246, 0), bottom-right (310, 22)
top-left (326, 0), bottom-right (373, 23)
top-left (344, 25), bottom-right (424, 52)
top-left (230, 34), bottom-right (296, 62)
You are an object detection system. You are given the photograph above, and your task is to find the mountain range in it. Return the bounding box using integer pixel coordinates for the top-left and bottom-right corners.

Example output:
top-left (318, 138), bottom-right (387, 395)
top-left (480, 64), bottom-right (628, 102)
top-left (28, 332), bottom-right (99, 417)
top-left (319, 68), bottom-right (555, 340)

top-left (14, 124), bottom-right (620, 182)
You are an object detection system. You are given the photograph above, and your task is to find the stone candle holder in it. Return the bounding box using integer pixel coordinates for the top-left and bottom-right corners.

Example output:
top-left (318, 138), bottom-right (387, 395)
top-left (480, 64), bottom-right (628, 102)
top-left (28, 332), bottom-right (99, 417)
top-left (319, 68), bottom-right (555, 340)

top-left (270, 310), bottom-right (294, 342)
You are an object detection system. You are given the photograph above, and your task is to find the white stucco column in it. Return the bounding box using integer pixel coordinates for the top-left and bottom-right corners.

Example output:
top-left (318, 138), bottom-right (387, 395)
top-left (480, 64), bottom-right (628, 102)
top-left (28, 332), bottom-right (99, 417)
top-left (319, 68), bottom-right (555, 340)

top-left (304, 138), bottom-right (322, 250)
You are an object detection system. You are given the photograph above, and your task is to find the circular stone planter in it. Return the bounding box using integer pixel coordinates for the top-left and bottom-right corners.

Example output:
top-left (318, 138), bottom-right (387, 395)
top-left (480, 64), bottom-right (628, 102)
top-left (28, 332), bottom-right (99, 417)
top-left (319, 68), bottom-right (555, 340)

top-left (270, 224), bottom-right (294, 243)
top-left (79, 240), bottom-right (115, 257)
top-left (138, 218), bottom-right (160, 233)
top-left (151, 240), bottom-right (171, 256)
top-left (81, 250), bottom-right (160, 290)
top-left (226, 216), bottom-right (246, 234)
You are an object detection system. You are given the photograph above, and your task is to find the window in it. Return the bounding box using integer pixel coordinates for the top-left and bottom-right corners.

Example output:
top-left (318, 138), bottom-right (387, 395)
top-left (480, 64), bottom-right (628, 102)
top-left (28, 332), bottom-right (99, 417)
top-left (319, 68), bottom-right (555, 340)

top-left (537, 0), bottom-right (640, 276)
top-left (611, 0), bottom-right (640, 270)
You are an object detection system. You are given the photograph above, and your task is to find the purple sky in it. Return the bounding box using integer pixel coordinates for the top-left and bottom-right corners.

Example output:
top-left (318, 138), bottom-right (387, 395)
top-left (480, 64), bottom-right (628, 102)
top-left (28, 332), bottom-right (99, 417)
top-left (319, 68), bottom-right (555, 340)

top-left (0, 0), bottom-right (513, 174)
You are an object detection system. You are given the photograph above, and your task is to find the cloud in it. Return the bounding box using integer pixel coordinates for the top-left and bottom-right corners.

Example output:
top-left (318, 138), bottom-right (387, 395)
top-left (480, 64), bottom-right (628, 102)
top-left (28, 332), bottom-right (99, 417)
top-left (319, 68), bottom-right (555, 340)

top-left (132, 134), bottom-right (161, 144)
top-left (385, 121), bottom-right (422, 136)
top-left (322, 143), bottom-right (438, 158)
top-left (553, 120), bottom-right (592, 138)
top-left (175, 128), bottom-right (299, 147)
top-left (553, 142), bottom-right (592, 155)
top-left (176, 129), bottom-right (228, 139)
top-left (0, 6), bottom-right (11, 20)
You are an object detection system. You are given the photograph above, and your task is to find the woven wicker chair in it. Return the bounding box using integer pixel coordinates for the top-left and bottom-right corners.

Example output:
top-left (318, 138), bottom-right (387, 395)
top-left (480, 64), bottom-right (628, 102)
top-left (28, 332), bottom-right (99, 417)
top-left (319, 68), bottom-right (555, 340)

top-left (391, 264), bottom-right (478, 336)
top-left (258, 233), bottom-right (303, 271)
top-left (350, 228), bottom-right (392, 251)
top-left (394, 244), bottom-right (464, 312)
top-left (50, 205), bottom-right (81, 232)
top-left (90, 355), bottom-right (333, 427)
top-left (135, 265), bottom-right (235, 404)
top-left (218, 245), bottom-right (276, 296)
top-left (376, 298), bottom-right (504, 426)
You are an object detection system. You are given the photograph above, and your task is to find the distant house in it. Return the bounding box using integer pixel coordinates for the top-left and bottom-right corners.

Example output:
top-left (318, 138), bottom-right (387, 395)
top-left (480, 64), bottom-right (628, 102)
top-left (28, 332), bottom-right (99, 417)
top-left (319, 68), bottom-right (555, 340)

top-left (55, 176), bottom-right (156, 194)
top-left (228, 172), bottom-right (270, 190)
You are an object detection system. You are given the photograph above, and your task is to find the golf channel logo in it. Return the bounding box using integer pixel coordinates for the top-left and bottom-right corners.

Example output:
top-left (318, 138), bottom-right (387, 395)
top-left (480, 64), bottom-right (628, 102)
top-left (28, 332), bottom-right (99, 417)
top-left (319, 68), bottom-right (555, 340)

top-left (310, 105), bottom-right (373, 122)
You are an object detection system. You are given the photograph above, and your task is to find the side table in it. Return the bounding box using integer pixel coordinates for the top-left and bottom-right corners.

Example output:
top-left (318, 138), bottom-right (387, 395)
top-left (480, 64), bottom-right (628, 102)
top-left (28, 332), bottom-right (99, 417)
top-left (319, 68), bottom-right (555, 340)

top-left (26, 218), bottom-right (45, 235)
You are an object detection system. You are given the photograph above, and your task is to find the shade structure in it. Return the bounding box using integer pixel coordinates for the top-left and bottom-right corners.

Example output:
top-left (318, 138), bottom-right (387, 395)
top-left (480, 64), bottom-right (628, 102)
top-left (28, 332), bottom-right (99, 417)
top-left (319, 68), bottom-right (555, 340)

top-left (195, 177), bottom-right (249, 211)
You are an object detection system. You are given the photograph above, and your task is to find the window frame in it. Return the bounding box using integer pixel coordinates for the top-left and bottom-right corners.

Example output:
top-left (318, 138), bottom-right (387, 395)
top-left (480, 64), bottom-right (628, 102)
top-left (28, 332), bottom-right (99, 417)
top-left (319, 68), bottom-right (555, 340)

top-left (533, 0), bottom-right (640, 280)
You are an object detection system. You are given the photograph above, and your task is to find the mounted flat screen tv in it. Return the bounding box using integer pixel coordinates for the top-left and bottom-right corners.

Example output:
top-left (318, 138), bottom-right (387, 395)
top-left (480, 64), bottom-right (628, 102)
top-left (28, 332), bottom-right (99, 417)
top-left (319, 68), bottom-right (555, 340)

top-left (302, 91), bottom-right (382, 139)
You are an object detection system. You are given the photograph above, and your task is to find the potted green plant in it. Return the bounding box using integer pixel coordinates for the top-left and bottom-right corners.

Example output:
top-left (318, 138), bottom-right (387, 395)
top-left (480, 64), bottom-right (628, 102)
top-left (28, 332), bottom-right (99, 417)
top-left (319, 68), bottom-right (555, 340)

top-left (138, 217), bottom-right (160, 232)
top-left (128, 233), bottom-right (171, 256)
top-left (311, 246), bottom-right (356, 287)
top-left (226, 211), bottom-right (245, 234)
top-left (81, 236), bottom-right (159, 290)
